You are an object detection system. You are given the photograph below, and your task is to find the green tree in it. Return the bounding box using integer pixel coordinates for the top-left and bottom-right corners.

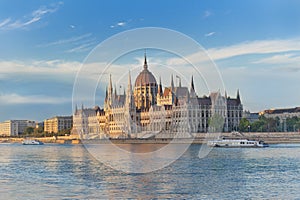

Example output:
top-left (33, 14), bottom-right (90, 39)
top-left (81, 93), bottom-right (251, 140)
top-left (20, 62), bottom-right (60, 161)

top-left (208, 114), bottom-right (225, 132)
top-left (24, 127), bottom-right (34, 135)
top-left (251, 120), bottom-right (265, 132)
top-left (238, 118), bottom-right (250, 132)
top-left (286, 116), bottom-right (299, 132)
top-left (58, 128), bottom-right (72, 136)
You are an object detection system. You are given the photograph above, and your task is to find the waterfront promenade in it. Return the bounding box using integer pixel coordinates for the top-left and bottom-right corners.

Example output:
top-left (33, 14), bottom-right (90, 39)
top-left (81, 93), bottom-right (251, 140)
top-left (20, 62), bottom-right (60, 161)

top-left (1, 132), bottom-right (300, 144)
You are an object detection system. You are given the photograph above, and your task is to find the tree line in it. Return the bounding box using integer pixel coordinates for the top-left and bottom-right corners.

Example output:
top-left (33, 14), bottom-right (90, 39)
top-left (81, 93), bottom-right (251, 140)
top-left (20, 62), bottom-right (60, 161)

top-left (21, 127), bottom-right (72, 137)
top-left (239, 116), bottom-right (300, 132)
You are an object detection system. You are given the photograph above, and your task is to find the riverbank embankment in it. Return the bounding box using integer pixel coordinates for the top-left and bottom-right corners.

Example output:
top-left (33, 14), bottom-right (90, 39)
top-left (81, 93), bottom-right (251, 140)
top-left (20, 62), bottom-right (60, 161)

top-left (1, 132), bottom-right (300, 144)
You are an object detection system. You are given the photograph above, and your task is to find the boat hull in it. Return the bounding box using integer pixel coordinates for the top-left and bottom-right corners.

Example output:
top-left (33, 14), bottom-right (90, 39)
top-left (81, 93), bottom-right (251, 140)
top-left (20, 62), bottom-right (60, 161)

top-left (22, 139), bottom-right (44, 145)
top-left (208, 139), bottom-right (268, 148)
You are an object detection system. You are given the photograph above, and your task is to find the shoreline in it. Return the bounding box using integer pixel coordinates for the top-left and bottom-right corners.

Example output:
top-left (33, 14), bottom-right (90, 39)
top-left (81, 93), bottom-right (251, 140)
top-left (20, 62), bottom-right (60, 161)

top-left (1, 132), bottom-right (300, 144)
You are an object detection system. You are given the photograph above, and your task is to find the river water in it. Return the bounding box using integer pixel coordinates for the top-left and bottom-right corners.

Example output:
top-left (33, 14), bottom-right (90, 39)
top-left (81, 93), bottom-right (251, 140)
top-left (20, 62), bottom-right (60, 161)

top-left (1, 143), bottom-right (300, 199)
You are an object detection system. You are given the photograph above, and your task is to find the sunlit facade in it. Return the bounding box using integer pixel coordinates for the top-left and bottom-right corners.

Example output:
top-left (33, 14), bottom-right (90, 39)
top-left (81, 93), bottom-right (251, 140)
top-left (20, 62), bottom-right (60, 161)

top-left (74, 54), bottom-right (243, 139)
top-left (44, 116), bottom-right (73, 134)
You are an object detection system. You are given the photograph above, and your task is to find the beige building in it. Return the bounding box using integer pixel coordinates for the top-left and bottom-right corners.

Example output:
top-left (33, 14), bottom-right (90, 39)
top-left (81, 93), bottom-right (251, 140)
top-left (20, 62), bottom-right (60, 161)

top-left (44, 116), bottom-right (73, 133)
top-left (0, 120), bottom-right (36, 136)
top-left (74, 54), bottom-right (243, 139)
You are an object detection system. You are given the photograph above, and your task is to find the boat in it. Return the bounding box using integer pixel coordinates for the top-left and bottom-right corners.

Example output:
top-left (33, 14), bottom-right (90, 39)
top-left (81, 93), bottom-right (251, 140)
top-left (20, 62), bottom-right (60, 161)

top-left (22, 139), bottom-right (44, 145)
top-left (207, 138), bottom-right (268, 148)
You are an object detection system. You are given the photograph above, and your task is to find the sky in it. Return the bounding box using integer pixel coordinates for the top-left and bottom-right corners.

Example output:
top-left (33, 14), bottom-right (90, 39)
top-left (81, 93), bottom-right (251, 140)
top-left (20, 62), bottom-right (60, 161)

top-left (0, 0), bottom-right (300, 122)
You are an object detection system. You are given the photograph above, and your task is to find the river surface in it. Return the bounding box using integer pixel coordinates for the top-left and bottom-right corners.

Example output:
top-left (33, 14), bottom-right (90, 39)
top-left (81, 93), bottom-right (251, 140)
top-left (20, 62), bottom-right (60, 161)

top-left (1, 143), bottom-right (300, 199)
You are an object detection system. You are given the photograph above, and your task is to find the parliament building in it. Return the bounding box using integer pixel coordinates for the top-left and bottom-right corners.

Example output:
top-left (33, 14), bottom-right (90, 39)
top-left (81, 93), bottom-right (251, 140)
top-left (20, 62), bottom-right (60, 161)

top-left (74, 54), bottom-right (243, 139)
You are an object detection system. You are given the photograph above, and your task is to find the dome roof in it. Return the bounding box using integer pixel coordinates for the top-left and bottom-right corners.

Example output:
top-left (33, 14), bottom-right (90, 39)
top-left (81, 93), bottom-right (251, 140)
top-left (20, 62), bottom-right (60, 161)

top-left (135, 68), bottom-right (157, 86)
top-left (134, 54), bottom-right (157, 87)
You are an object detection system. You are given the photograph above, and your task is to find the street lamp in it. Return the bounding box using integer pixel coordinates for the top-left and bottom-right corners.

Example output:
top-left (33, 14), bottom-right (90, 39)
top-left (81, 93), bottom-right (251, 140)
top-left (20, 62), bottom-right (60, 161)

top-left (248, 125), bottom-right (251, 133)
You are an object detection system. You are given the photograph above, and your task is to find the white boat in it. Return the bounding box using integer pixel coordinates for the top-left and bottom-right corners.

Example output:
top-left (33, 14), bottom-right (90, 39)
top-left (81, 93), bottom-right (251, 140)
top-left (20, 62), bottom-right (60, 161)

top-left (22, 139), bottom-right (44, 145)
top-left (207, 138), bottom-right (268, 148)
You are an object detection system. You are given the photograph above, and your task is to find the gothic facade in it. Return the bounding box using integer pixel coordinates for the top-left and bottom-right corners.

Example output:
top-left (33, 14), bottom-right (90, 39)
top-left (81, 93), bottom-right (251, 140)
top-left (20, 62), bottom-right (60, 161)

top-left (73, 54), bottom-right (243, 139)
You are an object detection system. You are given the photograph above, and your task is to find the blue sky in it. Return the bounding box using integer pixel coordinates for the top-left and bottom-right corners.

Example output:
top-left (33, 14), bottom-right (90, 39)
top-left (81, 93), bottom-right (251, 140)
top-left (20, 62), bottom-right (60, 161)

top-left (0, 0), bottom-right (300, 122)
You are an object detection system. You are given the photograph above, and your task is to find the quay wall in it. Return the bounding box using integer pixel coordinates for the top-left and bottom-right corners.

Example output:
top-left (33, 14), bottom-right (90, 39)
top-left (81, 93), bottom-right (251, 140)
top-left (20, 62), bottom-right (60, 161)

top-left (1, 132), bottom-right (300, 144)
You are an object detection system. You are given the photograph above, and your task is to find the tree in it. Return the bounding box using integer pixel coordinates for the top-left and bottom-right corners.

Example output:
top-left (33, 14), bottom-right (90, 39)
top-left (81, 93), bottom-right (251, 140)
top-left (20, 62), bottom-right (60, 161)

top-left (24, 127), bottom-right (34, 135)
top-left (238, 118), bottom-right (250, 132)
top-left (208, 114), bottom-right (225, 132)
top-left (286, 117), bottom-right (300, 132)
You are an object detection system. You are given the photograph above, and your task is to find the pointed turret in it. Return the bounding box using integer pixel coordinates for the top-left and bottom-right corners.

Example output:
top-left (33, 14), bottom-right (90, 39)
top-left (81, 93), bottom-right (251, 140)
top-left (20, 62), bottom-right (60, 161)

top-left (236, 89), bottom-right (241, 104)
top-left (107, 74), bottom-right (113, 106)
top-left (108, 74), bottom-right (113, 93)
top-left (190, 75), bottom-right (196, 97)
top-left (127, 71), bottom-right (132, 91)
top-left (105, 87), bottom-right (108, 102)
top-left (171, 74), bottom-right (174, 91)
top-left (75, 104), bottom-right (78, 114)
top-left (158, 76), bottom-right (163, 96)
top-left (125, 71), bottom-right (135, 109)
top-left (143, 51), bottom-right (148, 70)
top-left (191, 76), bottom-right (195, 91)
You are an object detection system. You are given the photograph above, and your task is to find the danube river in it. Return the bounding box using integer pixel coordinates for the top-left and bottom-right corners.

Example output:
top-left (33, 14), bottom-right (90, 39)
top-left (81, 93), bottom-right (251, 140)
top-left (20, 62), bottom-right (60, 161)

top-left (1, 143), bottom-right (300, 199)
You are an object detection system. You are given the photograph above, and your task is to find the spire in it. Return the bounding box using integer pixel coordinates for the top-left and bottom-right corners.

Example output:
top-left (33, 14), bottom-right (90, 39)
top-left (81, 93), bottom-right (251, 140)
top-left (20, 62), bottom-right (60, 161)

top-left (143, 50), bottom-right (148, 70)
top-left (237, 89), bottom-right (241, 104)
top-left (171, 74), bottom-right (174, 91)
top-left (190, 75), bottom-right (195, 92)
top-left (190, 75), bottom-right (196, 97)
top-left (107, 74), bottom-right (113, 106)
top-left (126, 71), bottom-right (135, 109)
top-left (105, 87), bottom-right (108, 101)
top-left (108, 74), bottom-right (113, 93)
top-left (225, 90), bottom-right (227, 99)
top-left (158, 76), bottom-right (163, 95)
top-left (75, 104), bottom-right (78, 114)
top-left (127, 71), bottom-right (132, 91)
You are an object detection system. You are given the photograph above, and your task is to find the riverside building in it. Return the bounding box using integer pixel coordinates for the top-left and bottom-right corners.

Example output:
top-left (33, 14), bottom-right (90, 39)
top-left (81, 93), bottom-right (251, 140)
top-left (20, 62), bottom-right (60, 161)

top-left (0, 120), bottom-right (36, 136)
top-left (44, 116), bottom-right (73, 134)
top-left (73, 54), bottom-right (243, 139)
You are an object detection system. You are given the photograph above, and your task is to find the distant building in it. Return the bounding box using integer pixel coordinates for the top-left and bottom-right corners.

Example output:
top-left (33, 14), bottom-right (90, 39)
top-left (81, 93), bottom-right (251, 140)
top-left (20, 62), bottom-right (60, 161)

top-left (0, 120), bottom-right (36, 136)
top-left (260, 107), bottom-right (300, 132)
top-left (261, 107), bottom-right (300, 120)
top-left (243, 111), bottom-right (259, 123)
top-left (74, 54), bottom-right (243, 139)
top-left (44, 116), bottom-right (73, 134)
top-left (36, 122), bottom-right (44, 129)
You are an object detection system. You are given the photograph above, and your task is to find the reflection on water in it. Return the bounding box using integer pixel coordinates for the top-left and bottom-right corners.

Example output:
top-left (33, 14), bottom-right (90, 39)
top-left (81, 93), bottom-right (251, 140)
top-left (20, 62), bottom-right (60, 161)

top-left (0, 143), bottom-right (300, 199)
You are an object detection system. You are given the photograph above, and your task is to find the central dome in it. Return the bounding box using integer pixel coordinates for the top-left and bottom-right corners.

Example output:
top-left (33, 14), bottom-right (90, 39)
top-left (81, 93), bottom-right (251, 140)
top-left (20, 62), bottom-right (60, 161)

top-left (134, 54), bottom-right (157, 87)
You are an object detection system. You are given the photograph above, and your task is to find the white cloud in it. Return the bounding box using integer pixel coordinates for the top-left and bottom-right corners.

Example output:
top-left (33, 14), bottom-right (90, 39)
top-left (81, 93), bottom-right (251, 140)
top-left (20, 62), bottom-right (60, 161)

top-left (0, 18), bottom-right (11, 28)
top-left (205, 32), bottom-right (215, 37)
top-left (0, 93), bottom-right (70, 105)
top-left (0, 2), bottom-right (62, 30)
top-left (0, 60), bottom-right (81, 78)
top-left (38, 33), bottom-right (97, 53)
top-left (65, 40), bottom-right (96, 53)
top-left (38, 33), bottom-right (92, 47)
top-left (110, 21), bottom-right (127, 28)
top-left (208, 38), bottom-right (300, 60)
top-left (254, 53), bottom-right (300, 65)
top-left (167, 37), bottom-right (300, 66)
